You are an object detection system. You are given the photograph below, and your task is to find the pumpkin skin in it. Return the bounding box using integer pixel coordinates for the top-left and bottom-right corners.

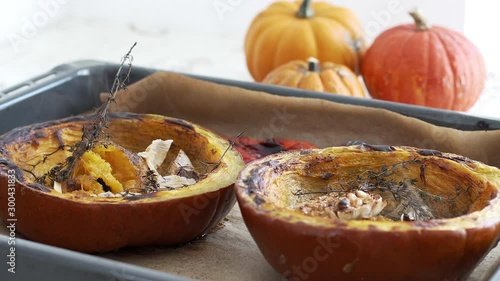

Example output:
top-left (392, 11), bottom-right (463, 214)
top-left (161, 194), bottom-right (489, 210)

top-left (245, 0), bottom-right (367, 82)
top-left (235, 145), bottom-right (500, 281)
top-left (0, 113), bottom-right (244, 253)
top-left (262, 58), bottom-right (366, 97)
top-left (361, 11), bottom-right (487, 111)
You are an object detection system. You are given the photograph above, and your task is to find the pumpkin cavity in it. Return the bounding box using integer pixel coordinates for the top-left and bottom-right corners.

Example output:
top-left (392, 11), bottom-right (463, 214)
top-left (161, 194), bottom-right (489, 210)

top-left (255, 147), bottom-right (496, 222)
top-left (52, 139), bottom-right (200, 198)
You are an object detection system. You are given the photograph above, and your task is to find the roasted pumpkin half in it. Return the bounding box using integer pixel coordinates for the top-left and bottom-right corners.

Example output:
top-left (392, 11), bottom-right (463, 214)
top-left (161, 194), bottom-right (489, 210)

top-left (0, 113), bottom-right (244, 253)
top-left (236, 144), bottom-right (500, 281)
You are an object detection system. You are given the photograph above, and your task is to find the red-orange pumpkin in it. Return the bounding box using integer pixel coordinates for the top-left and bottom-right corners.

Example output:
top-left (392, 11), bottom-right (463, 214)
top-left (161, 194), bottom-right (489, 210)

top-left (361, 10), bottom-right (487, 111)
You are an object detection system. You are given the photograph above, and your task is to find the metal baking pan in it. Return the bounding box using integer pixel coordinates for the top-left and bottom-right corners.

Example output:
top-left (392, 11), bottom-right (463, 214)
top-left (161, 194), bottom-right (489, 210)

top-left (1, 60), bottom-right (500, 136)
top-left (0, 235), bottom-right (191, 281)
top-left (0, 60), bottom-right (499, 281)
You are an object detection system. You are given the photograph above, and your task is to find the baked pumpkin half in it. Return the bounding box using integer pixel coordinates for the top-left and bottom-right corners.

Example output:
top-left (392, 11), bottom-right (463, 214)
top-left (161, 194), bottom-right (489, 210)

top-left (235, 144), bottom-right (500, 281)
top-left (0, 113), bottom-right (244, 253)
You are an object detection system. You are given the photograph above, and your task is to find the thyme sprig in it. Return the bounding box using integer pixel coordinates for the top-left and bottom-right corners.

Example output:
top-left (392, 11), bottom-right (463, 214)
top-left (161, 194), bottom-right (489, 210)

top-left (42, 43), bottom-right (137, 184)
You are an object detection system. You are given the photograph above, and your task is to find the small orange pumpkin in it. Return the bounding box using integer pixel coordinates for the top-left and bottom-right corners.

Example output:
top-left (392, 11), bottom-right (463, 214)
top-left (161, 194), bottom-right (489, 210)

top-left (361, 10), bottom-right (487, 111)
top-left (263, 58), bottom-right (366, 98)
top-left (245, 0), bottom-right (366, 82)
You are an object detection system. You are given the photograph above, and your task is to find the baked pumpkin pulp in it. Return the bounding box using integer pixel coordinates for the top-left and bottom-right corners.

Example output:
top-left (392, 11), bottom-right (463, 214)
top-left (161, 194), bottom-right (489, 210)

top-left (236, 144), bottom-right (500, 281)
top-left (0, 113), bottom-right (244, 252)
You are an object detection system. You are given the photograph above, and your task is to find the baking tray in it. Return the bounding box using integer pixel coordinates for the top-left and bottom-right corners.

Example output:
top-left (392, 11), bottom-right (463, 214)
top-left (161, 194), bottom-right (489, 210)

top-left (0, 60), bottom-right (499, 281)
top-left (1, 60), bottom-right (500, 135)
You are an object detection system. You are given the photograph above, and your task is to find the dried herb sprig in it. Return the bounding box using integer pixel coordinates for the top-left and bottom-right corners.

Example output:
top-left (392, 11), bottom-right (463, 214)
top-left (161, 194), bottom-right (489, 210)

top-left (293, 160), bottom-right (461, 221)
top-left (43, 43), bottom-right (138, 184)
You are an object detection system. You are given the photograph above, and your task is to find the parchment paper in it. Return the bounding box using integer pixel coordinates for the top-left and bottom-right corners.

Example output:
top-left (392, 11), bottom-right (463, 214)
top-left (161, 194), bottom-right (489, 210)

top-left (1, 72), bottom-right (498, 280)
top-left (107, 72), bottom-right (500, 168)
top-left (99, 72), bottom-right (499, 281)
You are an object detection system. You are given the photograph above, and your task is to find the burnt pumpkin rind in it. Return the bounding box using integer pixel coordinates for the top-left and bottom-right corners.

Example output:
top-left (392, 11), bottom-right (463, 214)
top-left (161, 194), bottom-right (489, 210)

top-left (245, 0), bottom-right (366, 81)
top-left (0, 113), bottom-right (244, 253)
top-left (235, 145), bottom-right (500, 281)
top-left (262, 58), bottom-right (366, 97)
top-left (361, 10), bottom-right (486, 111)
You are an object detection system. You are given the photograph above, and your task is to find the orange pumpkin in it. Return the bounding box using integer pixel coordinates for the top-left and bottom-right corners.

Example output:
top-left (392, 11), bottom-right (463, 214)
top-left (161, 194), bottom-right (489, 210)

top-left (245, 0), bottom-right (366, 82)
top-left (361, 10), bottom-right (487, 111)
top-left (263, 58), bottom-right (366, 97)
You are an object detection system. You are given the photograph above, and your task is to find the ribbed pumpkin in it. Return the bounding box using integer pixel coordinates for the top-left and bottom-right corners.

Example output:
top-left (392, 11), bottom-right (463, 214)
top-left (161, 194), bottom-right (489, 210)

top-left (361, 10), bottom-right (487, 111)
top-left (263, 58), bottom-right (366, 97)
top-left (245, 0), bottom-right (366, 82)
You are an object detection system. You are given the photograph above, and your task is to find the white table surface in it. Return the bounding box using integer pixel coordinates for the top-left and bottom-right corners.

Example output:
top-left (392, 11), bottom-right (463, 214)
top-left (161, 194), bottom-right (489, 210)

top-left (1, 16), bottom-right (499, 120)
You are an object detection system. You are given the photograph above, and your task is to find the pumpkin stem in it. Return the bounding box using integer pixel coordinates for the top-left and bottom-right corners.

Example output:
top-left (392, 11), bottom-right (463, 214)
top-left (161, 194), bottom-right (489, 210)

top-left (409, 8), bottom-right (430, 30)
top-left (296, 0), bottom-right (314, 18)
top-left (307, 57), bottom-right (319, 72)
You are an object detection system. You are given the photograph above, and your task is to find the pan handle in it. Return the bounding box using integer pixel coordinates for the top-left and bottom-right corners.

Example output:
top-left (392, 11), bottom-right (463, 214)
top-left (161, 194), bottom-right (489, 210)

top-left (0, 60), bottom-right (107, 105)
